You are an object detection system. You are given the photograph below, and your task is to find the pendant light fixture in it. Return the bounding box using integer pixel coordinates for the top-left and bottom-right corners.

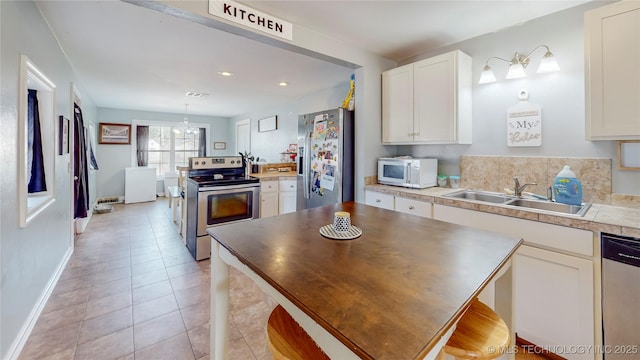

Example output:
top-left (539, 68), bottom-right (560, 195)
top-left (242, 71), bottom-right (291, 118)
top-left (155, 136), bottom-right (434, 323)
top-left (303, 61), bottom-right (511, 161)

top-left (174, 104), bottom-right (199, 135)
top-left (478, 45), bottom-right (560, 84)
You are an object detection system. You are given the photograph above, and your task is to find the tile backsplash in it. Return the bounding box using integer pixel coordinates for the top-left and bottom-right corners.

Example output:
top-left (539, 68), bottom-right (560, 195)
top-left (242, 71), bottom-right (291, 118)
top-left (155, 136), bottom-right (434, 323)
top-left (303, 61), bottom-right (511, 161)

top-left (460, 155), bottom-right (611, 204)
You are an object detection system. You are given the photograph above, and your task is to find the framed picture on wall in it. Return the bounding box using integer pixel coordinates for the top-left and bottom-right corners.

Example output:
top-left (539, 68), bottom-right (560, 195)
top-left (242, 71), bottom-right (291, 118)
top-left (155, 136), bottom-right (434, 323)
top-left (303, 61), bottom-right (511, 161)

top-left (214, 141), bottom-right (226, 150)
top-left (98, 123), bottom-right (131, 144)
top-left (258, 115), bottom-right (277, 132)
top-left (58, 115), bottom-right (69, 155)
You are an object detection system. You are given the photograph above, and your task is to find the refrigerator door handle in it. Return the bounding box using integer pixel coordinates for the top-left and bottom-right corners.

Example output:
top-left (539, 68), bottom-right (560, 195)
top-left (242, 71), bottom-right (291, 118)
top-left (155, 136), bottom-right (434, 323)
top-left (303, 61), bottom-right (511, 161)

top-left (304, 133), bottom-right (311, 199)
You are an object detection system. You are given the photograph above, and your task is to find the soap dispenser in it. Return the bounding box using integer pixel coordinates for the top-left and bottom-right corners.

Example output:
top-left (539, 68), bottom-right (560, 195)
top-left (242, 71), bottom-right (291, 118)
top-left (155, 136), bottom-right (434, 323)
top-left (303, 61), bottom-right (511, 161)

top-left (553, 165), bottom-right (582, 206)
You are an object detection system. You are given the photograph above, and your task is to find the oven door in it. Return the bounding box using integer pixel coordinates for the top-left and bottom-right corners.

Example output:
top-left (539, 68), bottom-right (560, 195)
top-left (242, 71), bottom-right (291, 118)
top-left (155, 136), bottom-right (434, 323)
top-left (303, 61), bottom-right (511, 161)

top-left (197, 183), bottom-right (259, 236)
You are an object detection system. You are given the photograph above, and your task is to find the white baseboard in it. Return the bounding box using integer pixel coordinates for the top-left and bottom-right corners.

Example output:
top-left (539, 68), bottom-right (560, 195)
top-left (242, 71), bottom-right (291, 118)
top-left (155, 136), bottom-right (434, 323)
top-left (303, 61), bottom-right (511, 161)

top-left (6, 246), bottom-right (73, 360)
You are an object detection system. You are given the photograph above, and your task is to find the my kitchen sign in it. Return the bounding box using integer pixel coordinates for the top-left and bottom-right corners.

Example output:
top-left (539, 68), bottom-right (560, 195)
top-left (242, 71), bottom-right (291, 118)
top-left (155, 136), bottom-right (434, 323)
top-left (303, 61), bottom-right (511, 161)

top-left (209, 1), bottom-right (293, 41)
top-left (507, 91), bottom-right (542, 147)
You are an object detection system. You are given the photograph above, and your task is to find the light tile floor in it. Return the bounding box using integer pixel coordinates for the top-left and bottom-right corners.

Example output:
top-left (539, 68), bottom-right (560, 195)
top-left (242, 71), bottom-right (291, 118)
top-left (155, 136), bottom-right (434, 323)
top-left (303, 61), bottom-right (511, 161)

top-left (19, 198), bottom-right (546, 360)
top-left (19, 199), bottom-right (276, 360)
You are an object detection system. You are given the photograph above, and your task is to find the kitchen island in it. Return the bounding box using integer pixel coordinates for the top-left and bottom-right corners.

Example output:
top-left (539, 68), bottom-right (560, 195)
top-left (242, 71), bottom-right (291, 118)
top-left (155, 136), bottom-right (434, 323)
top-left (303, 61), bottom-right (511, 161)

top-left (208, 202), bottom-right (522, 359)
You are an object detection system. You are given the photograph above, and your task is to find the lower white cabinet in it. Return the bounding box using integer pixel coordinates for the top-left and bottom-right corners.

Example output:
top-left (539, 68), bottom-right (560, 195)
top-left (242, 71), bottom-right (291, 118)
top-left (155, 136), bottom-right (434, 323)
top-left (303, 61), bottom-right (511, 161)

top-left (278, 179), bottom-right (297, 214)
top-left (365, 190), bottom-right (432, 218)
top-left (365, 190), bottom-right (394, 210)
top-left (433, 204), bottom-right (595, 359)
top-left (260, 178), bottom-right (297, 217)
top-left (394, 197), bottom-right (432, 218)
top-left (260, 180), bottom-right (279, 218)
top-left (513, 245), bottom-right (594, 360)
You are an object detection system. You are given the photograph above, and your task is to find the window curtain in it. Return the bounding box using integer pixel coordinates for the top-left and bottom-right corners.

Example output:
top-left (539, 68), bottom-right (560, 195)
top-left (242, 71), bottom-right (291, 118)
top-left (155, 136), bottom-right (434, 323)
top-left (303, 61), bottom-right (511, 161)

top-left (136, 126), bottom-right (149, 166)
top-left (198, 128), bottom-right (206, 156)
top-left (74, 103), bottom-right (90, 219)
top-left (88, 134), bottom-right (99, 170)
top-left (27, 89), bottom-right (47, 193)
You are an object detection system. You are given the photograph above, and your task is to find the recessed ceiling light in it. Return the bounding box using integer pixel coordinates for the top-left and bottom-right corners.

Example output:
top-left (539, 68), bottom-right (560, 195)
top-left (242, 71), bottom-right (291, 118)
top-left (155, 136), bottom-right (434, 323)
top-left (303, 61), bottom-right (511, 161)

top-left (279, 82), bottom-right (288, 87)
top-left (218, 71), bottom-right (233, 77)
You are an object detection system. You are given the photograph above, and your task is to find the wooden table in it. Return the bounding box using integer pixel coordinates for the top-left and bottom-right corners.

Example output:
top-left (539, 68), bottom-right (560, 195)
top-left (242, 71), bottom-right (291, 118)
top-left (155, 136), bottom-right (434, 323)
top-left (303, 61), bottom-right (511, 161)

top-left (208, 202), bottom-right (522, 359)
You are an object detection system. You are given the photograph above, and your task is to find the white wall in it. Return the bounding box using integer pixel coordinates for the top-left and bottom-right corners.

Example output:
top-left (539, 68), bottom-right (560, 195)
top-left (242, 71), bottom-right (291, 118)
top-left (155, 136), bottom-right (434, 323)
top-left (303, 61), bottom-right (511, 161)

top-left (397, 1), bottom-right (638, 195)
top-left (95, 107), bottom-right (231, 199)
top-left (0, 1), bottom-right (98, 358)
top-left (229, 82), bottom-right (351, 163)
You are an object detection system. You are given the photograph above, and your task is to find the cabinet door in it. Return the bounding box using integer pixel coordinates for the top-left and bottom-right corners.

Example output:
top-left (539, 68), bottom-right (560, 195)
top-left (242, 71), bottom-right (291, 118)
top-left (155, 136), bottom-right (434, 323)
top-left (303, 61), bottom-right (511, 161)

top-left (413, 53), bottom-right (455, 143)
top-left (514, 245), bottom-right (594, 360)
top-left (260, 192), bottom-right (279, 218)
top-left (394, 197), bottom-right (432, 218)
top-left (382, 64), bottom-right (414, 143)
top-left (364, 190), bottom-right (394, 210)
top-left (278, 191), bottom-right (296, 214)
top-left (585, 1), bottom-right (640, 140)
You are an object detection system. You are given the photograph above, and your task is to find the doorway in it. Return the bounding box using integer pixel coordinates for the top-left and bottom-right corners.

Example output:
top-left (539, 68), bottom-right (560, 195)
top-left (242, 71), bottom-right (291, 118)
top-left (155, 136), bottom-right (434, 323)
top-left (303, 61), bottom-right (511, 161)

top-left (235, 119), bottom-right (250, 154)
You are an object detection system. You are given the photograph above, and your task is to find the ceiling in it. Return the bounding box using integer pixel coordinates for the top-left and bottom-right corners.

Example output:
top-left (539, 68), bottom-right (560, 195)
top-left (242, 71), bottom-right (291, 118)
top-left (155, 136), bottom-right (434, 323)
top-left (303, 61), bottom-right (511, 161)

top-left (35, 0), bottom-right (590, 118)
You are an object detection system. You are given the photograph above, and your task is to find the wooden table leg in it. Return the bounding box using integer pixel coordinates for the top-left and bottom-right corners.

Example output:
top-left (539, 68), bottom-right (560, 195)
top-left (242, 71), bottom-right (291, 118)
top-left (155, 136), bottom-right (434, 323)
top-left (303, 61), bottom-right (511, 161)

top-left (211, 241), bottom-right (230, 360)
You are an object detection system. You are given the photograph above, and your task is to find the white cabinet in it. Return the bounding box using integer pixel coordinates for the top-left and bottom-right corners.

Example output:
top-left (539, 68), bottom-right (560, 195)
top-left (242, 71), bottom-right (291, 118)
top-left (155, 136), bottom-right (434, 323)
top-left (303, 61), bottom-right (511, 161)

top-left (585, 1), bottom-right (640, 140)
top-left (394, 197), bottom-right (432, 218)
top-left (382, 50), bottom-right (472, 144)
top-left (364, 190), bottom-right (394, 210)
top-left (365, 190), bottom-right (432, 218)
top-left (433, 204), bottom-right (595, 359)
top-left (278, 179), bottom-right (297, 214)
top-left (260, 180), bottom-right (279, 218)
top-left (382, 64), bottom-right (414, 143)
top-left (513, 245), bottom-right (594, 360)
top-left (125, 167), bottom-right (157, 204)
top-left (260, 178), bottom-right (297, 217)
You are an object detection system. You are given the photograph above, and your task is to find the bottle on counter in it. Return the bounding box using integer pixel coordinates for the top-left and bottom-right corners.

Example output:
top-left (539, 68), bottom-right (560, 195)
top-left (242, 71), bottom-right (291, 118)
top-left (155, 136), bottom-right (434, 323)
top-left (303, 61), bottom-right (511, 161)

top-left (553, 165), bottom-right (582, 206)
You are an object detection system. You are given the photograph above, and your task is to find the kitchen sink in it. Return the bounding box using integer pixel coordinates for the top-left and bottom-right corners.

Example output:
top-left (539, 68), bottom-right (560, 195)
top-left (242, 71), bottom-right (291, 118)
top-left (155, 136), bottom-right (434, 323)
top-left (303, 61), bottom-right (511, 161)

top-left (444, 190), bottom-right (515, 203)
top-left (505, 198), bottom-right (591, 217)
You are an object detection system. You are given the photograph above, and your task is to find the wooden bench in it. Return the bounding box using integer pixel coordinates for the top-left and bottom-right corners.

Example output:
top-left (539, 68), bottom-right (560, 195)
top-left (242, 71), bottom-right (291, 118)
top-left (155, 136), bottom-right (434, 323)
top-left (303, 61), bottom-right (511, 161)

top-left (266, 305), bottom-right (330, 360)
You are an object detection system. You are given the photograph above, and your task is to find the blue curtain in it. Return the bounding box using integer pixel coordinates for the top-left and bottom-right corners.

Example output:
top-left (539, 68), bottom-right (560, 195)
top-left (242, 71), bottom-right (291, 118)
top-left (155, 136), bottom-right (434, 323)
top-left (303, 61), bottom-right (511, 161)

top-left (74, 103), bottom-right (89, 218)
top-left (27, 89), bottom-right (47, 193)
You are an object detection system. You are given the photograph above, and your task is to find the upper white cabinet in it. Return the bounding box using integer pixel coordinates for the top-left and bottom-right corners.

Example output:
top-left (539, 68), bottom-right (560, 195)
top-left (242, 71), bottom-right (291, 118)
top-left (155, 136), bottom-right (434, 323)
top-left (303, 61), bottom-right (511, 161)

top-left (382, 50), bottom-right (472, 144)
top-left (585, 1), bottom-right (640, 140)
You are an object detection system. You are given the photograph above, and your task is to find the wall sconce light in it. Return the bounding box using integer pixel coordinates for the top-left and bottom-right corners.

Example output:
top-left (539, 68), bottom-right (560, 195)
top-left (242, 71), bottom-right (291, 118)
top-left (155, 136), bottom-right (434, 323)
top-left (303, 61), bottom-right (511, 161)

top-left (479, 45), bottom-right (560, 84)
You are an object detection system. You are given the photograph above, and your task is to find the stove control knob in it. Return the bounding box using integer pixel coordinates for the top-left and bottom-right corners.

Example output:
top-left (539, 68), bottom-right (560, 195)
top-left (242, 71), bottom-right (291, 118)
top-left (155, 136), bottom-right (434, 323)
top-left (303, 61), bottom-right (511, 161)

top-left (231, 160), bottom-right (235, 164)
top-left (194, 161), bottom-right (199, 166)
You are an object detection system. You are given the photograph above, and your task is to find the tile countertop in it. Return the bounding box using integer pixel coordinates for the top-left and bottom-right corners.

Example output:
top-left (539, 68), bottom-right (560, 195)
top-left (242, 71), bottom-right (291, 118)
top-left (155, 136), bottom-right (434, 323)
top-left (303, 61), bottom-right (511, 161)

top-left (365, 184), bottom-right (640, 238)
top-left (250, 171), bottom-right (297, 179)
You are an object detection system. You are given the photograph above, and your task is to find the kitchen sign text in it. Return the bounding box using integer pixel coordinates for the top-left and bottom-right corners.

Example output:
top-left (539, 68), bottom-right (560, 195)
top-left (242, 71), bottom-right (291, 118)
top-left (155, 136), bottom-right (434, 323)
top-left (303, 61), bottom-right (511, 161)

top-left (209, 0), bottom-right (293, 41)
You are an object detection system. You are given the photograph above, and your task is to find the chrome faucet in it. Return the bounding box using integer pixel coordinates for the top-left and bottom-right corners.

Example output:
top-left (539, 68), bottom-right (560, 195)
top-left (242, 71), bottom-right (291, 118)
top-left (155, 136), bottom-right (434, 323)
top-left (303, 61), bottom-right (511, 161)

top-left (513, 177), bottom-right (537, 197)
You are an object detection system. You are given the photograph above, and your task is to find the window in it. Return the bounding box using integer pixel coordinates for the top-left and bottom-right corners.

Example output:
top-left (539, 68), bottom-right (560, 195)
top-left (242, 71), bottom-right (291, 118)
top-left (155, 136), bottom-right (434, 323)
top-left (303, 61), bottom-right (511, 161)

top-left (132, 121), bottom-right (209, 177)
top-left (19, 55), bottom-right (56, 227)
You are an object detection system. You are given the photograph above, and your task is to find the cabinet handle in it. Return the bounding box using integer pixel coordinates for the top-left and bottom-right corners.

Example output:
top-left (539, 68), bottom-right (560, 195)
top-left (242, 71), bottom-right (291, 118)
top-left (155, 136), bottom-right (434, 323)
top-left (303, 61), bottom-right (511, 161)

top-left (290, 185), bottom-right (294, 188)
top-left (409, 206), bottom-right (415, 210)
top-left (376, 199), bottom-right (381, 203)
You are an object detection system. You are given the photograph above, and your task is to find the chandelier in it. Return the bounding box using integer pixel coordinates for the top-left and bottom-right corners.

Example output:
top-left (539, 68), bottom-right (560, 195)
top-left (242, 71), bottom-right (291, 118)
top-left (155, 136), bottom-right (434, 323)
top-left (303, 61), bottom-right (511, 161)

top-left (173, 104), bottom-right (199, 135)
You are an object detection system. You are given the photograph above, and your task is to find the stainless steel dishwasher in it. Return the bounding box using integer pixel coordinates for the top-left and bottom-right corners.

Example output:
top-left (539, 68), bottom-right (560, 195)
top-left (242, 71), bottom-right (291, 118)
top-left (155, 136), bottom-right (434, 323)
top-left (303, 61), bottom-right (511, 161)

top-left (601, 233), bottom-right (640, 360)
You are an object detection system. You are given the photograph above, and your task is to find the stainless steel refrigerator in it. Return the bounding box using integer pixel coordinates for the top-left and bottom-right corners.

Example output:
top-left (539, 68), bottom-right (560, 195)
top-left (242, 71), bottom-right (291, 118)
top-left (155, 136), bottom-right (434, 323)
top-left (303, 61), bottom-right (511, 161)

top-left (297, 108), bottom-right (354, 210)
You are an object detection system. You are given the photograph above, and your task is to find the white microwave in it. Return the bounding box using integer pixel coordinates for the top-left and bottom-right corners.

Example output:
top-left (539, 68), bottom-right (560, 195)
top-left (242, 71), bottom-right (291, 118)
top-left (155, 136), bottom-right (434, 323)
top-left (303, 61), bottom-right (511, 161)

top-left (377, 157), bottom-right (438, 189)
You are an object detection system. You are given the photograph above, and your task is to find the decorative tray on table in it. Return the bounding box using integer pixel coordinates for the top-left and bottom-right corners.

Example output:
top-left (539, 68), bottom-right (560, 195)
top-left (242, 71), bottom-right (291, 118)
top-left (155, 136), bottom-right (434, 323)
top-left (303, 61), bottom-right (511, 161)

top-left (319, 224), bottom-right (362, 240)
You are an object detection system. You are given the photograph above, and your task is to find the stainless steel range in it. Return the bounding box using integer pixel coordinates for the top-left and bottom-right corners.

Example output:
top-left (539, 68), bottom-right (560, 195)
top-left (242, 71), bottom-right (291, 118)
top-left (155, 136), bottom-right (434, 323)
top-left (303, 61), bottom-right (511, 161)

top-left (185, 156), bottom-right (260, 260)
